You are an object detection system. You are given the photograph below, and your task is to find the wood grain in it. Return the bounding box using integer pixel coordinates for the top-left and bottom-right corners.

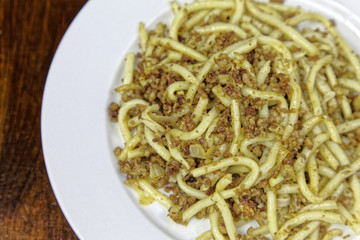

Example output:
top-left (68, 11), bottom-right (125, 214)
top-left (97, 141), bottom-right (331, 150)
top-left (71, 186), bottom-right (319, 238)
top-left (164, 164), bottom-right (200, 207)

top-left (0, 0), bottom-right (87, 238)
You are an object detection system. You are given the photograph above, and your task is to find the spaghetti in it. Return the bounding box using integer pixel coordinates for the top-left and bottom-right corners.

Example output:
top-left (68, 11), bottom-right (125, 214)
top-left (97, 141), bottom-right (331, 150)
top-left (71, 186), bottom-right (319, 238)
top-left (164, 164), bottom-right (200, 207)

top-left (110, 0), bottom-right (360, 239)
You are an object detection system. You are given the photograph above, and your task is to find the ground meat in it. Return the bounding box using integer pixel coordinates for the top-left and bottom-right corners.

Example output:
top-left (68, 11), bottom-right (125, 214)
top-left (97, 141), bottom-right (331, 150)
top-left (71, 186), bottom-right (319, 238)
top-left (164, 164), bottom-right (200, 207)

top-left (118, 157), bottom-right (149, 179)
top-left (270, 73), bottom-right (291, 95)
top-left (165, 159), bottom-right (181, 176)
top-left (109, 102), bottom-right (119, 122)
top-left (121, 89), bottom-right (143, 102)
top-left (231, 181), bottom-right (268, 221)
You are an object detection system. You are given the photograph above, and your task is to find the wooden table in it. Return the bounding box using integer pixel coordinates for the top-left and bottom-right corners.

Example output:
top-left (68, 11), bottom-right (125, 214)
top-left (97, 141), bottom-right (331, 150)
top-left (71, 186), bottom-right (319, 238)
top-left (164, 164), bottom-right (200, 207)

top-left (1, 0), bottom-right (87, 238)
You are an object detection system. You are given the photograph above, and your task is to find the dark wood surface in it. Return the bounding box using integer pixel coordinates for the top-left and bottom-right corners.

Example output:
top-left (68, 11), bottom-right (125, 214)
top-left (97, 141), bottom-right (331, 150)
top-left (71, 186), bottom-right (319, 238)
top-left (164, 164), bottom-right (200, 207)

top-left (0, 0), bottom-right (87, 239)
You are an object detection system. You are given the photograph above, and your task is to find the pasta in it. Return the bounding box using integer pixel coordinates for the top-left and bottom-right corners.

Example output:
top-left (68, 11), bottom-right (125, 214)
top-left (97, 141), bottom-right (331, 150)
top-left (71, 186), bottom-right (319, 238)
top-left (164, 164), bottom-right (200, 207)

top-left (109, 0), bottom-right (360, 239)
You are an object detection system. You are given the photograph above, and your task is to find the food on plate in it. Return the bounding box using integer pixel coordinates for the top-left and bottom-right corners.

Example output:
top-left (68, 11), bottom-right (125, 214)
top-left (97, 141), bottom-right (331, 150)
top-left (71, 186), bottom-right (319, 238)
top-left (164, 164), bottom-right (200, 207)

top-left (110, 0), bottom-right (360, 239)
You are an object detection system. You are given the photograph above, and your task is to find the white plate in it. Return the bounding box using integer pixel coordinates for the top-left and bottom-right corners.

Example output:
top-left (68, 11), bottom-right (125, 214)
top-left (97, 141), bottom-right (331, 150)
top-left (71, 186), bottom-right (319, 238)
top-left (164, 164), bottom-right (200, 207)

top-left (41, 0), bottom-right (360, 239)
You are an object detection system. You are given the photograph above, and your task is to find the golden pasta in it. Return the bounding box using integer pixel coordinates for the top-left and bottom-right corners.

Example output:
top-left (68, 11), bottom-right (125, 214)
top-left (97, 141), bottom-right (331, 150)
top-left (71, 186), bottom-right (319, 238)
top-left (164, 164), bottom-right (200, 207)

top-left (110, 0), bottom-right (360, 239)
